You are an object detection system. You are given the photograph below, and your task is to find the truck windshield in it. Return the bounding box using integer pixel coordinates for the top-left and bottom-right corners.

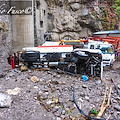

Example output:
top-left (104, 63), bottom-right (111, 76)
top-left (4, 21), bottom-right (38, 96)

top-left (100, 46), bottom-right (114, 54)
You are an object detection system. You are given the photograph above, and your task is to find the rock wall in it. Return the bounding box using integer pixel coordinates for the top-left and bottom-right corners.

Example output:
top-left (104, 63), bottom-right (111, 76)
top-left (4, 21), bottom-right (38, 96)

top-left (0, 16), bottom-right (12, 57)
top-left (46, 0), bottom-right (102, 41)
top-left (35, 0), bottom-right (48, 46)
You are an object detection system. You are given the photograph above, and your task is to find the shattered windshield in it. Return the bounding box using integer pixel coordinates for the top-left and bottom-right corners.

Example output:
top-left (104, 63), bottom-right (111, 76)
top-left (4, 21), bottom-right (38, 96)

top-left (100, 46), bottom-right (114, 54)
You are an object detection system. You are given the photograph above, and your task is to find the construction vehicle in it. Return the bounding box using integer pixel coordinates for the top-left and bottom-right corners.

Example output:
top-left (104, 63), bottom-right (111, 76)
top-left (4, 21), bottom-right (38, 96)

top-left (92, 30), bottom-right (120, 56)
top-left (21, 47), bottom-right (103, 78)
top-left (7, 43), bottom-right (103, 78)
top-left (76, 30), bottom-right (120, 67)
top-left (87, 40), bottom-right (115, 67)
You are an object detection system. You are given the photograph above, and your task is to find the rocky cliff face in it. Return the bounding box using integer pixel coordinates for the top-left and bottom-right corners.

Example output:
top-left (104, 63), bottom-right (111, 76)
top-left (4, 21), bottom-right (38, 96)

top-left (0, 16), bottom-right (12, 57)
top-left (46, 0), bottom-right (102, 40)
top-left (0, 0), bottom-right (103, 54)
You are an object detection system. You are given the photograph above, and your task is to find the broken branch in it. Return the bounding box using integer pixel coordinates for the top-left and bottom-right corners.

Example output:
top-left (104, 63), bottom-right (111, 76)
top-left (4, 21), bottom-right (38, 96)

top-left (37, 94), bottom-right (50, 112)
top-left (72, 86), bottom-right (107, 120)
top-left (97, 84), bottom-right (112, 119)
top-left (49, 83), bottom-right (55, 92)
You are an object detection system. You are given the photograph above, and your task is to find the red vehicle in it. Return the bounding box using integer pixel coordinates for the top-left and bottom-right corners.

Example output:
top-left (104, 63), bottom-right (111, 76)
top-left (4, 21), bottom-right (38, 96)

top-left (92, 30), bottom-right (120, 57)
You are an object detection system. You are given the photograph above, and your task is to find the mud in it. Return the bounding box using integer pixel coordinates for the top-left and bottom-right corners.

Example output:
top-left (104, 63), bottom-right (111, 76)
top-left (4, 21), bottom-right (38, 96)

top-left (0, 54), bottom-right (120, 120)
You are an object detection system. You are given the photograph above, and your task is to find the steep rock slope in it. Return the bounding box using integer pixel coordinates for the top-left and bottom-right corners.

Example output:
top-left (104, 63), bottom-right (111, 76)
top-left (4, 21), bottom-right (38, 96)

top-left (46, 0), bottom-right (102, 40)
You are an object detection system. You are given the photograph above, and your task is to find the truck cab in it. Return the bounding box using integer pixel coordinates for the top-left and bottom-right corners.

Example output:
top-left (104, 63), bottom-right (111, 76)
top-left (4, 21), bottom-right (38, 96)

top-left (88, 40), bottom-right (115, 67)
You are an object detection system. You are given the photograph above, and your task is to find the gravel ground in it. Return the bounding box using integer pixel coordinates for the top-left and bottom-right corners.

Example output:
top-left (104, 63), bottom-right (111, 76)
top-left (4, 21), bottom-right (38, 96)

top-left (0, 54), bottom-right (120, 120)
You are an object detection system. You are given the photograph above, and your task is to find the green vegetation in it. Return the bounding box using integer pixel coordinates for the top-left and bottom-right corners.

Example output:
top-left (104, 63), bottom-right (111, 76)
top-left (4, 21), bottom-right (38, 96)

top-left (115, 0), bottom-right (120, 15)
top-left (89, 0), bottom-right (120, 30)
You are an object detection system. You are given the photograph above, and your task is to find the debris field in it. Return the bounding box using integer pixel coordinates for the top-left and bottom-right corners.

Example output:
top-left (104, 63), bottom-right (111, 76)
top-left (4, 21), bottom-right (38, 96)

top-left (0, 56), bottom-right (120, 120)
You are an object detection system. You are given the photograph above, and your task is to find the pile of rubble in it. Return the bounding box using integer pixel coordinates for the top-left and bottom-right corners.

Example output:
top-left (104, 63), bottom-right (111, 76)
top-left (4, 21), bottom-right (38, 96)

top-left (0, 60), bottom-right (120, 120)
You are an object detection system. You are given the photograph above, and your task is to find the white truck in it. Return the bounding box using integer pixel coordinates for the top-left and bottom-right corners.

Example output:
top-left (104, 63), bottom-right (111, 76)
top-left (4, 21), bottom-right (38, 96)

top-left (87, 40), bottom-right (115, 67)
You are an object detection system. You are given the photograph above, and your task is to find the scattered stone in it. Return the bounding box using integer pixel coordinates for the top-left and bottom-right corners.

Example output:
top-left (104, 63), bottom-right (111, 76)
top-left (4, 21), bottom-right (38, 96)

top-left (61, 115), bottom-right (66, 119)
top-left (114, 105), bottom-right (120, 111)
top-left (82, 84), bottom-right (88, 88)
top-left (6, 87), bottom-right (21, 95)
top-left (20, 66), bottom-right (28, 71)
top-left (9, 73), bottom-right (15, 77)
top-left (85, 96), bottom-right (89, 101)
top-left (30, 76), bottom-right (39, 83)
top-left (0, 73), bottom-right (5, 78)
top-left (105, 113), bottom-right (108, 117)
top-left (95, 80), bottom-right (101, 84)
top-left (70, 3), bottom-right (81, 11)
top-left (79, 92), bottom-right (85, 97)
top-left (0, 93), bottom-right (12, 107)
top-left (28, 70), bottom-right (32, 73)
top-left (52, 106), bottom-right (59, 112)
top-left (112, 99), bottom-right (117, 103)
top-left (115, 97), bottom-right (120, 100)
top-left (53, 73), bottom-right (57, 77)
top-left (57, 117), bottom-right (62, 120)
top-left (47, 71), bottom-right (52, 74)
top-left (117, 111), bottom-right (120, 116)
top-left (78, 98), bottom-right (83, 103)
top-left (111, 90), bottom-right (114, 94)
top-left (113, 112), bottom-right (118, 118)
top-left (42, 88), bottom-right (49, 92)
top-left (56, 75), bottom-right (61, 78)
top-left (54, 108), bottom-right (62, 117)
top-left (40, 94), bottom-right (48, 100)
top-left (62, 110), bottom-right (66, 115)
top-left (46, 100), bottom-right (54, 105)
top-left (33, 86), bottom-right (39, 89)
top-left (118, 84), bottom-right (120, 89)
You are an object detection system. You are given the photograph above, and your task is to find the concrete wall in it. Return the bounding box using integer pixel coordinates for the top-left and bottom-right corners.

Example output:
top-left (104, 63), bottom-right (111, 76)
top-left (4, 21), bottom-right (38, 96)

top-left (10, 0), bottom-right (34, 52)
top-left (12, 15), bottom-right (34, 52)
top-left (35, 0), bottom-right (48, 45)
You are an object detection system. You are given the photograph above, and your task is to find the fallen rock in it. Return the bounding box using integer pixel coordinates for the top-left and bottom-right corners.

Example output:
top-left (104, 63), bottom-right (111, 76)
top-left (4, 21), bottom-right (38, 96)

top-left (115, 97), bottom-right (120, 100)
top-left (0, 73), bottom-right (5, 78)
top-left (6, 87), bottom-right (21, 95)
top-left (33, 86), bottom-right (39, 89)
top-left (79, 92), bottom-right (85, 97)
top-left (0, 93), bottom-right (12, 107)
top-left (82, 84), bottom-right (88, 88)
top-left (70, 3), bottom-right (81, 11)
top-left (114, 105), bottom-right (120, 111)
top-left (40, 94), bottom-right (48, 100)
top-left (30, 76), bottom-right (39, 83)
top-left (85, 96), bottom-right (89, 101)
top-left (20, 66), bottom-right (28, 71)
top-left (56, 75), bottom-right (61, 78)
top-left (62, 109), bottom-right (66, 115)
top-left (46, 100), bottom-right (55, 105)
top-left (95, 80), bottom-right (101, 84)
top-left (118, 84), bottom-right (120, 89)
top-left (53, 73), bottom-right (57, 77)
top-left (57, 117), bottom-right (62, 120)
top-left (112, 99), bottom-right (117, 103)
